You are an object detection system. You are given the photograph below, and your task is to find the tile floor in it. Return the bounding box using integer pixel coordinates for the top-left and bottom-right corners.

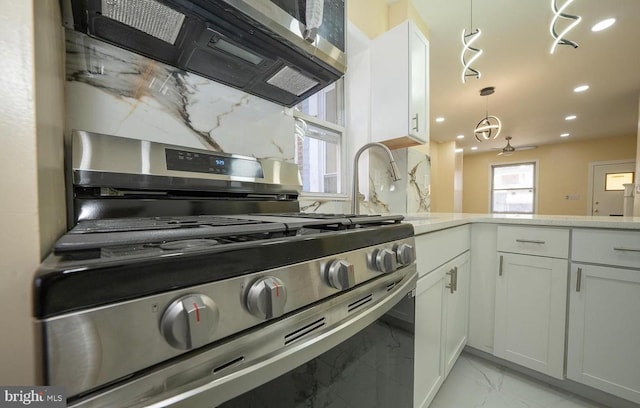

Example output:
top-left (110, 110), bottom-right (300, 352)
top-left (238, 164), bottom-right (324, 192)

top-left (430, 353), bottom-right (609, 408)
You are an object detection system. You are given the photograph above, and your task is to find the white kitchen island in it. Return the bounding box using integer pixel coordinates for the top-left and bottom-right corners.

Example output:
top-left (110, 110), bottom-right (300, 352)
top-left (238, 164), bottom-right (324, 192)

top-left (406, 213), bottom-right (640, 408)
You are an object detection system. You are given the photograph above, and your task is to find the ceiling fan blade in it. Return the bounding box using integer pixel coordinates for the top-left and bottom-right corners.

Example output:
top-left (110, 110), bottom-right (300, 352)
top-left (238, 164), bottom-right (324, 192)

top-left (515, 145), bottom-right (537, 150)
top-left (497, 151), bottom-right (503, 156)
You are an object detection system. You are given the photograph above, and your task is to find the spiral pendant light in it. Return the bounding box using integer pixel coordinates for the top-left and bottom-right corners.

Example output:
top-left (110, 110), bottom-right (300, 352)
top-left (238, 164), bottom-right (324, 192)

top-left (461, 0), bottom-right (483, 83)
top-left (550, 0), bottom-right (581, 54)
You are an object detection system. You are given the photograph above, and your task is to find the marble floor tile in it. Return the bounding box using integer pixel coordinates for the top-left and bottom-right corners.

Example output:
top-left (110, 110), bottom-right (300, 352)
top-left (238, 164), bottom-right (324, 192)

top-left (429, 353), bottom-right (608, 408)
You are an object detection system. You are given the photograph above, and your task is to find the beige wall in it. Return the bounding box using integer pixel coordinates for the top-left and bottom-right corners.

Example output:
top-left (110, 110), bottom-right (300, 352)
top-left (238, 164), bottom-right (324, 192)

top-left (349, 0), bottom-right (429, 39)
top-left (431, 141), bottom-right (458, 212)
top-left (0, 0), bottom-right (65, 384)
top-left (635, 96), bottom-right (640, 216)
top-left (463, 135), bottom-right (637, 215)
top-left (347, 0), bottom-right (389, 38)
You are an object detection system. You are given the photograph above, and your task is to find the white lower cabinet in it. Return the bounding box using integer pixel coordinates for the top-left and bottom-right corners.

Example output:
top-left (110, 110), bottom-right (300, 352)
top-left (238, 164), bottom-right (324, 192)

top-left (415, 252), bottom-right (469, 408)
top-left (567, 263), bottom-right (640, 404)
top-left (493, 252), bottom-right (568, 379)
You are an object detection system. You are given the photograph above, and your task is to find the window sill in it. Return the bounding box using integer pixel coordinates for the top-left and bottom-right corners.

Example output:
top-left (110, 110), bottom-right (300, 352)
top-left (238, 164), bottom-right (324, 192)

top-left (298, 193), bottom-right (350, 201)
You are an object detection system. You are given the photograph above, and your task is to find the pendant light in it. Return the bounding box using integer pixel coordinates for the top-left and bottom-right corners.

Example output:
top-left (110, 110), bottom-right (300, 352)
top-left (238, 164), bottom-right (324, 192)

top-left (550, 0), bottom-right (581, 54)
top-left (460, 0), bottom-right (482, 83)
top-left (474, 86), bottom-right (502, 141)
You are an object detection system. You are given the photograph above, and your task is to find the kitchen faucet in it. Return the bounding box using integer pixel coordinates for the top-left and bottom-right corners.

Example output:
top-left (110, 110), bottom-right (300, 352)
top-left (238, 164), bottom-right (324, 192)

top-left (351, 142), bottom-right (402, 215)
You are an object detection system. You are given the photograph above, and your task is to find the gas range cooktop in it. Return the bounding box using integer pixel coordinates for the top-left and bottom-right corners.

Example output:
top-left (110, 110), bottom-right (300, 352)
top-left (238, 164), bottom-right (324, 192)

top-left (53, 213), bottom-right (405, 259)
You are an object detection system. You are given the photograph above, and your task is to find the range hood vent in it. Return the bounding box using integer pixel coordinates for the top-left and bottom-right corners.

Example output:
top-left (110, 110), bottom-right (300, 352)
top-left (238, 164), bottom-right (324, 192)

top-left (64, 0), bottom-right (346, 107)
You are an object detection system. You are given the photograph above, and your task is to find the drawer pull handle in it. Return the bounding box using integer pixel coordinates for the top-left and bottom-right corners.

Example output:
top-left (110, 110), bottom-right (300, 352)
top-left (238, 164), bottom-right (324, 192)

top-left (453, 266), bottom-right (458, 292)
top-left (515, 239), bottom-right (546, 244)
top-left (499, 255), bottom-right (504, 276)
top-left (446, 269), bottom-right (455, 294)
top-left (613, 247), bottom-right (640, 253)
top-left (576, 267), bottom-right (582, 292)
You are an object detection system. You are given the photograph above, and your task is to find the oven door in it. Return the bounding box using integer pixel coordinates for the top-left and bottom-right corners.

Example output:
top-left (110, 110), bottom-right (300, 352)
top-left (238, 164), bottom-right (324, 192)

top-left (69, 267), bottom-right (416, 408)
top-left (219, 276), bottom-right (416, 408)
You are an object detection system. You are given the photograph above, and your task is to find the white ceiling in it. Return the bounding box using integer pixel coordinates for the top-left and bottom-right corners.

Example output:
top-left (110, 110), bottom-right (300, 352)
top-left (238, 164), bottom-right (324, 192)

top-left (409, 0), bottom-right (640, 154)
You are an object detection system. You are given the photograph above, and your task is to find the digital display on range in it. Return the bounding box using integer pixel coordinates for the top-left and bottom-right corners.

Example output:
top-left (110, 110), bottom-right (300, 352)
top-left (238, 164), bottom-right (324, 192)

top-left (165, 149), bottom-right (264, 178)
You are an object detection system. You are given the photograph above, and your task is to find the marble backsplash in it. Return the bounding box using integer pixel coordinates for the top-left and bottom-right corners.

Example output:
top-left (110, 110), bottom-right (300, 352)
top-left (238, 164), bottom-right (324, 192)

top-left (64, 30), bottom-right (294, 160)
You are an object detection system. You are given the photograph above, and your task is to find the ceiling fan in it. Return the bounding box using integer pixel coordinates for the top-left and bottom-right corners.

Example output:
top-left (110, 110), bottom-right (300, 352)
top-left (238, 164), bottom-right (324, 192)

top-left (492, 136), bottom-right (538, 156)
top-left (493, 136), bottom-right (537, 156)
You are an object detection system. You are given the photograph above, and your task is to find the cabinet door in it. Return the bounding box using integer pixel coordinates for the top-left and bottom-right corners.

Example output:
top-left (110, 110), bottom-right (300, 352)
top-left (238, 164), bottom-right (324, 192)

top-left (414, 268), bottom-right (445, 408)
top-left (444, 252), bottom-right (469, 376)
top-left (408, 23), bottom-right (428, 143)
top-left (494, 253), bottom-right (568, 379)
top-left (567, 264), bottom-right (640, 404)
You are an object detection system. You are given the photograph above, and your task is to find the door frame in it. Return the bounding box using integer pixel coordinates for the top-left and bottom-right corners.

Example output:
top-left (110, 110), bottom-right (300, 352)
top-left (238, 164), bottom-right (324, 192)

top-left (587, 159), bottom-right (635, 216)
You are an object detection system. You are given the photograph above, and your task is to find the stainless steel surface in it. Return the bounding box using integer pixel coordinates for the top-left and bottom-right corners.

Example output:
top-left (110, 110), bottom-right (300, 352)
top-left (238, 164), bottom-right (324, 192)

top-left (221, 0), bottom-right (346, 74)
top-left (515, 239), bottom-right (546, 245)
top-left (160, 294), bottom-right (219, 350)
top-left (71, 130), bottom-right (301, 190)
top-left (576, 267), bottom-right (582, 292)
top-left (43, 236), bottom-right (415, 396)
top-left (374, 248), bottom-right (398, 273)
top-left (613, 247), bottom-right (640, 252)
top-left (69, 266), bottom-right (417, 408)
top-left (446, 268), bottom-right (454, 294)
top-left (453, 266), bottom-right (458, 292)
top-left (395, 243), bottom-right (416, 266)
top-left (499, 254), bottom-right (504, 276)
top-left (326, 260), bottom-right (355, 290)
top-left (350, 142), bottom-right (402, 215)
top-left (245, 276), bottom-right (287, 320)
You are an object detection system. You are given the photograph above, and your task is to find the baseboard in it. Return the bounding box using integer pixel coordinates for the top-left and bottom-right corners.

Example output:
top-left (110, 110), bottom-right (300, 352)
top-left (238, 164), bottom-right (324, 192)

top-left (464, 346), bottom-right (640, 408)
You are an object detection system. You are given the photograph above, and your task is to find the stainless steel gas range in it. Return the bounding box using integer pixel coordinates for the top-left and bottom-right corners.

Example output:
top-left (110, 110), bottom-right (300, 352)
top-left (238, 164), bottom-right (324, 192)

top-left (34, 130), bottom-right (417, 408)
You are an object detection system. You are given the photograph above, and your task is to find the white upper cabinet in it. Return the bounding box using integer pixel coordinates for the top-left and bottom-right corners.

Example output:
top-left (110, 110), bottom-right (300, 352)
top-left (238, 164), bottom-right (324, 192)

top-left (370, 20), bottom-right (429, 149)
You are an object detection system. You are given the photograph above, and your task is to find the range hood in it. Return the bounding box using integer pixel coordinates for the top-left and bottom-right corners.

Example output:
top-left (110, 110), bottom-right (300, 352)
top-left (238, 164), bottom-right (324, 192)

top-left (62, 0), bottom-right (346, 107)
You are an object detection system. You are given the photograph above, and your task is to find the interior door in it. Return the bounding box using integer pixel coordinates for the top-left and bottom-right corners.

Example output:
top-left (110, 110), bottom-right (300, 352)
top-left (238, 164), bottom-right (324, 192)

top-left (591, 161), bottom-right (635, 216)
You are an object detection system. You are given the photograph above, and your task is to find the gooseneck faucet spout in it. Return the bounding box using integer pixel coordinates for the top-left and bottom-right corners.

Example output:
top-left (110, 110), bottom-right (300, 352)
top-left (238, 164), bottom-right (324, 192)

top-left (351, 142), bottom-right (402, 215)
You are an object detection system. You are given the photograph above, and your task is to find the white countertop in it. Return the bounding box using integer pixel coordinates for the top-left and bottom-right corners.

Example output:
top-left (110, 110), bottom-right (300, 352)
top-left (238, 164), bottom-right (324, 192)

top-left (402, 213), bottom-right (640, 235)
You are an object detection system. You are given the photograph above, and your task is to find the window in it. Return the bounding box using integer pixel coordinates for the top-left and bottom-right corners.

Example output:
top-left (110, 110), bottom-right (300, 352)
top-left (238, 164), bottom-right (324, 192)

top-left (605, 172), bottom-right (634, 191)
top-left (491, 162), bottom-right (536, 214)
top-left (294, 80), bottom-right (345, 195)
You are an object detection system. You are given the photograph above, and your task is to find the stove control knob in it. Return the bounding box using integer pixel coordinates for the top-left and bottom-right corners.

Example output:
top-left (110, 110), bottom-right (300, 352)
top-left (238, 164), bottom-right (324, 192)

top-left (375, 248), bottom-right (397, 273)
top-left (246, 276), bottom-right (287, 320)
top-left (161, 294), bottom-right (219, 350)
top-left (326, 260), bottom-right (355, 290)
top-left (395, 243), bottom-right (416, 266)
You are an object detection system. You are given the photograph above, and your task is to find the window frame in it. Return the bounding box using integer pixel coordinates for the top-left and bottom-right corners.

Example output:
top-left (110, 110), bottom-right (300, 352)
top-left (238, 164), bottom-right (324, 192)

top-left (489, 161), bottom-right (539, 214)
top-left (293, 79), bottom-right (348, 200)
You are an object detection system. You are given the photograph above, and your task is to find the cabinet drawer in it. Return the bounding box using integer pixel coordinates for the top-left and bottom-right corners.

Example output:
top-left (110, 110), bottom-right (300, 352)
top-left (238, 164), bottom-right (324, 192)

top-left (497, 226), bottom-right (569, 258)
top-left (572, 229), bottom-right (640, 268)
top-left (416, 225), bottom-right (470, 276)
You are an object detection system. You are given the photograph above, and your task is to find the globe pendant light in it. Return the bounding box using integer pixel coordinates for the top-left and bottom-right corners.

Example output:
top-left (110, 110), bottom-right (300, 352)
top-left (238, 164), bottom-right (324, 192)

top-left (474, 87), bottom-right (502, 142)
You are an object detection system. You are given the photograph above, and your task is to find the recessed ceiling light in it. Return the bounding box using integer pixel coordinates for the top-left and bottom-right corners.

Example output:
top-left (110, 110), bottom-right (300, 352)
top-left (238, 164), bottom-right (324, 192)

top-left (471, 146), bottom-right (478, 150)
top-left (456, 134), bottom-right (465, 139)
top-left (454, 148), bottom-right (464, 153)
top-left (565, 115), bottom-right (577, 121)
top-left (560, 133), bottom-right (570, 137)
top-left (436, 117), bottom-right (445, 123)
top-left (592, 18), bottom-right (616, 32)
top-left (574, 85), bottom-right (589, 92)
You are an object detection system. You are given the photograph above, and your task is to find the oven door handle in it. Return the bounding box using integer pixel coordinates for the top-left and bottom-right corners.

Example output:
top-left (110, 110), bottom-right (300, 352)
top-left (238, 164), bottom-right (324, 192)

top-left (130, 269), bottom-right (417, 408)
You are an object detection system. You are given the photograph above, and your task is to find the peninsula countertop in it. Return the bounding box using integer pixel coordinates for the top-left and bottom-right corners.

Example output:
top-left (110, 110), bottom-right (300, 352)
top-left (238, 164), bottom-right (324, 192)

top-left (402, 213), bottom-right (640, 235)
